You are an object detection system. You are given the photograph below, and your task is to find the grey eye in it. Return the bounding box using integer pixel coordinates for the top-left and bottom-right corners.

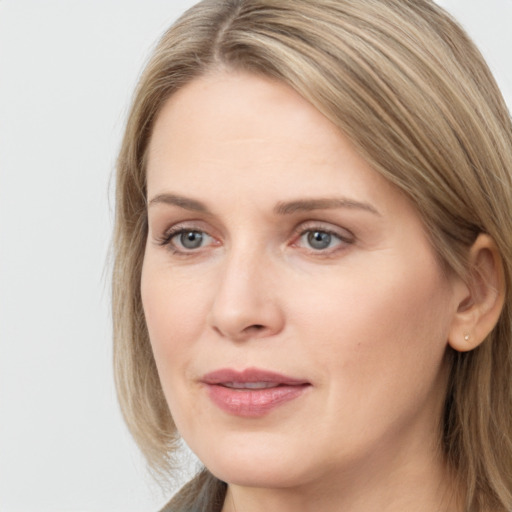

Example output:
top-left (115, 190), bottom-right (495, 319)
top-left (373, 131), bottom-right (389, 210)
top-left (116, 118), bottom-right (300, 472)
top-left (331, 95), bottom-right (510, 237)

top-left (178, 231), bottom-right (204, 249)
top-left (306, 231), bottom-right (333, 250)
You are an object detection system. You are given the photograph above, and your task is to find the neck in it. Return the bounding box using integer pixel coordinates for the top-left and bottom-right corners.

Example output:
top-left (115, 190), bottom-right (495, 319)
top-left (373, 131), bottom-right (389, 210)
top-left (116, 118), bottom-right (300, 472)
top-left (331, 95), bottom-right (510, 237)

top-left (221, 444), bottom-right (463, 512)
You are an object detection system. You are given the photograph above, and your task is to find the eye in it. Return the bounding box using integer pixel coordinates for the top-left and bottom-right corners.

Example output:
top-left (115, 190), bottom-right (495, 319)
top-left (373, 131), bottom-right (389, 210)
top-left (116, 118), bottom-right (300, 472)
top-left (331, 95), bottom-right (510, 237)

top-left (295, 226), bottom-right (353, 252)
top-left (159, 228), bottom-right (215, 253)
top-left (175, 230), bottom-right (208, 250)
top-left (304, 230), bottom-right (336, 250)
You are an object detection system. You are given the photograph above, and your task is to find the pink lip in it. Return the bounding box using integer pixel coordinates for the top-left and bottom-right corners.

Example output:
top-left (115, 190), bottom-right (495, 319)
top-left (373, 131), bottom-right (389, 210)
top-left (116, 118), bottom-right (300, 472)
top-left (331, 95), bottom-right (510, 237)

top-left (201, 368), bottom-right (311, 417)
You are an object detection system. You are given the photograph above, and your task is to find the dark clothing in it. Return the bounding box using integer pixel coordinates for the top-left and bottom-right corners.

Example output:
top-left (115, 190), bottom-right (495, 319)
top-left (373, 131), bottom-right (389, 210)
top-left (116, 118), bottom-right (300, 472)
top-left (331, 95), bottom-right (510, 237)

top-left (160, 470), bottom-right (227, 512)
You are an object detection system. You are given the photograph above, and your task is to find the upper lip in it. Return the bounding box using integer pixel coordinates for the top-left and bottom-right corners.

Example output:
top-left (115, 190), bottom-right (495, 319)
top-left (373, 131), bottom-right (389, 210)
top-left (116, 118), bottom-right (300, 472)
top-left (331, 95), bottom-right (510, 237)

top-left (201, 367), bottom-right (310, 386)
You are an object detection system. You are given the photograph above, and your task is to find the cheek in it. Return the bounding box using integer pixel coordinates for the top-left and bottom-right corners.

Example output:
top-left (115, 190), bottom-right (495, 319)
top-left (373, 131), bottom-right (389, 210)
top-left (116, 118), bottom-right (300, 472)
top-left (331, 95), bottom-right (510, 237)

top-left (141, 255), bottom-right (210, 379)
top-left (278, 256), bottom-right (454, 459)
top-left (289, 253), bottom-right (454, 390)
top-left (141, 258), bottom-right (216, 433)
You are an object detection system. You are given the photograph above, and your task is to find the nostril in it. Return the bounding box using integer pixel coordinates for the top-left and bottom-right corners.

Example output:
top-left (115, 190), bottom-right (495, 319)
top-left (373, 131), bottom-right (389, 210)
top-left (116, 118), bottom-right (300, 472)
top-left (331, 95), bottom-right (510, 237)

top-left (244, 324), bottom-right (265, 333)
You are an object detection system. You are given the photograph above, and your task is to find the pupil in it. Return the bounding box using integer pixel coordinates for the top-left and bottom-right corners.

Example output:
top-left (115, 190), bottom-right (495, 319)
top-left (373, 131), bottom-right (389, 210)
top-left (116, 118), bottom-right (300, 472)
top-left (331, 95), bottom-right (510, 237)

top-left (181, 231), bottom-right (203, 249)
top-left (308, 231), bottom-right (331, 250)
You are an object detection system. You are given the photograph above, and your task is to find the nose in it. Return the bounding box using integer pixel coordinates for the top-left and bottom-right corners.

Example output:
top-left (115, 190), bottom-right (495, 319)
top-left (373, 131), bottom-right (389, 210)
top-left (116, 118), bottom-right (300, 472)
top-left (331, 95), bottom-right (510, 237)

top-left (208, 248), bottom-right (285, 342)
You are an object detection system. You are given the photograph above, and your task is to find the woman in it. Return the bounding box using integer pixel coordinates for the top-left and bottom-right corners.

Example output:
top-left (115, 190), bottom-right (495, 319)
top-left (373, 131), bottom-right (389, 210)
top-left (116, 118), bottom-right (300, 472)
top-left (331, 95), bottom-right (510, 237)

top-left (112, 1), bottom-right (512, 511)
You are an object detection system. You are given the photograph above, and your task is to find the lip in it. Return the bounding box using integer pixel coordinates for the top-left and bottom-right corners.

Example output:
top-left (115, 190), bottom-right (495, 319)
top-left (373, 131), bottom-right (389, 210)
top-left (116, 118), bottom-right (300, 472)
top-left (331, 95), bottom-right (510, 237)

top-left (201, 368), bottom-right (311, 417)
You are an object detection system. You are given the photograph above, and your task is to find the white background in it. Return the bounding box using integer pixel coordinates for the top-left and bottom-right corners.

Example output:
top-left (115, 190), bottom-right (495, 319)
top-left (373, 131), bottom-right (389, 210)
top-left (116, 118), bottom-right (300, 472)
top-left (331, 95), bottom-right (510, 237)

top-left (0, 1), bottom-right (510, 511)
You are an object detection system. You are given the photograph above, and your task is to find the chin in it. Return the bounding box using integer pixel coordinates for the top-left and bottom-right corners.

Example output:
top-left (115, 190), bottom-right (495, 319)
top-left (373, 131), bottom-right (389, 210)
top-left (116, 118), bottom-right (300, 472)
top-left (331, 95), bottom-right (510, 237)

top-left (192, 433), bottom-right (325, 489)
top-left (209, 460), bottom-right (312, 489)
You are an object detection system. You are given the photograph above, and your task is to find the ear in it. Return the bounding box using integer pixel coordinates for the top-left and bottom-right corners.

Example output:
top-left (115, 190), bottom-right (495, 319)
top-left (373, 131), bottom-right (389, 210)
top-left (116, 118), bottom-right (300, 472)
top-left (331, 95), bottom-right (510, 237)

top-left (448, 234), bottom-right (506, 352)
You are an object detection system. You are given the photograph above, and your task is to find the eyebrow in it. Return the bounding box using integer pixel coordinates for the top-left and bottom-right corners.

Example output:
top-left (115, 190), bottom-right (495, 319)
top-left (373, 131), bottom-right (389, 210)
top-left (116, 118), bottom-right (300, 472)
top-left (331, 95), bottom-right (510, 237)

top-left (274, 198), bottom-right (381, 216)
top-left (148, 193), bottom-right (380, 216)
top-left (148, 193), bottom-right (210, 213)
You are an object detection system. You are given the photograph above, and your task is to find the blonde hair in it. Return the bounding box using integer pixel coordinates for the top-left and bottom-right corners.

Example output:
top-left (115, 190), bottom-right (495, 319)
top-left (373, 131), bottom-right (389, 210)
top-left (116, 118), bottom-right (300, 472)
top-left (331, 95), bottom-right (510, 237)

top-left (113, 1), bottom-right (512, 509)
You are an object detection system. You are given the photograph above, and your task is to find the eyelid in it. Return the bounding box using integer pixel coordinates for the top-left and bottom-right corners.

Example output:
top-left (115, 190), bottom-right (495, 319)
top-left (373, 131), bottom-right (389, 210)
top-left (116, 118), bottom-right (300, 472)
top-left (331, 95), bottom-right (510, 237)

top-left (293, 220), bottom-right (354, 241)
top-left (153, 219), bottom-right (208, 241)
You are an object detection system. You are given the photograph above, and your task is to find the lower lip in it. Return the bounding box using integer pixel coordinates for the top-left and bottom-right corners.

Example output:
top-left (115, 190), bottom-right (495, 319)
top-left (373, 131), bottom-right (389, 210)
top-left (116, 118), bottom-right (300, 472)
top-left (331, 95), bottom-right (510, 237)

top-left (205, 384), bottom-right (310, 417)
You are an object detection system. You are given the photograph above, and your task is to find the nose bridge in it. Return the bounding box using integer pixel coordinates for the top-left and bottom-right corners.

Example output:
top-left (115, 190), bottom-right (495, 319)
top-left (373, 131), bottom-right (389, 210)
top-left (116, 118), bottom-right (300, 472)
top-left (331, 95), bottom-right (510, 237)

top-left (209, 239), bottom-right (283, 340)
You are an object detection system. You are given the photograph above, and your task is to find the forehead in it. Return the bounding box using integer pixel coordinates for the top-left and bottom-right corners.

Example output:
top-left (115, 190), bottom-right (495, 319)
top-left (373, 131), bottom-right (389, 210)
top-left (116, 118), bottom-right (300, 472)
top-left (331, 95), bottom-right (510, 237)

top-left (147, 71), bottom-right (342, 167)
top-left (145, 70), bottom-right (411, 219)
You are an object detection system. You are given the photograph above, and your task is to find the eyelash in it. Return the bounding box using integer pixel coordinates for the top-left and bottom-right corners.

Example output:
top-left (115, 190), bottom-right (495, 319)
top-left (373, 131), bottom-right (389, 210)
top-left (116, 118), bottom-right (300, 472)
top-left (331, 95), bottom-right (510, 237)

top-left (156, 222), bottom-right (354, 256)
top-left (156, 225), bottom-right (214, 255)
top-left (294, 225), bottom-right (353, 253)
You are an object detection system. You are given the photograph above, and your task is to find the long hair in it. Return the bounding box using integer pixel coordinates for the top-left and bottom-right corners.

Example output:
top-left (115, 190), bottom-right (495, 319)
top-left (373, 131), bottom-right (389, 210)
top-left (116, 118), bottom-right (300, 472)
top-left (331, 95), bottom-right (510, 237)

top-left (113, 1), bottom-right (512, 510)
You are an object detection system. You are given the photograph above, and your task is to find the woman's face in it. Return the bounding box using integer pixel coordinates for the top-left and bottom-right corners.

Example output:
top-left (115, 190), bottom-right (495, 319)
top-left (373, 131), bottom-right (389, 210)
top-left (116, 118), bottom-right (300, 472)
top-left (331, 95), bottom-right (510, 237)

top-left (142, 71), bottom-right (461, 490)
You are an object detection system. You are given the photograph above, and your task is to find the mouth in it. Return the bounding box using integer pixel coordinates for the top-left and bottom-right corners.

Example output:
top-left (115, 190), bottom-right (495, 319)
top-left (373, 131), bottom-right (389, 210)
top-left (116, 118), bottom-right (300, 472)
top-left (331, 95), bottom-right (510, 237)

top-left (221, 381), bottom-right (283, 389)
top-left (201, 368), bottom-right (311, 417)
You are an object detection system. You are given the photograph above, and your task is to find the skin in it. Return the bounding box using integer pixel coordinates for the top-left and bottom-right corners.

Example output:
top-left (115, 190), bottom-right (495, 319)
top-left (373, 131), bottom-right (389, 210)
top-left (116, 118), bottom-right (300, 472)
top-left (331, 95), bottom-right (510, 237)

top-left (142, 71), bottom-right (467, 512)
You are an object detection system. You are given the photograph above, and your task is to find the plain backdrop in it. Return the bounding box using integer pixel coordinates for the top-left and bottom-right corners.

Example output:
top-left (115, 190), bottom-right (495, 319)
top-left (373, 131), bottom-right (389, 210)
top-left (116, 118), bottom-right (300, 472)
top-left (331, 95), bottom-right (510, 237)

top-left (0, 1), bottom-right (510, 511)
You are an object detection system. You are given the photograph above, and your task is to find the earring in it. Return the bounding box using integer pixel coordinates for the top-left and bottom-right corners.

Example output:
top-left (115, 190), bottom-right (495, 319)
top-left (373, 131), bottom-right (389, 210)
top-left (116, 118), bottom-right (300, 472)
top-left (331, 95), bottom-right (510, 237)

top-left (464, 334), bottom-right (470, 342)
